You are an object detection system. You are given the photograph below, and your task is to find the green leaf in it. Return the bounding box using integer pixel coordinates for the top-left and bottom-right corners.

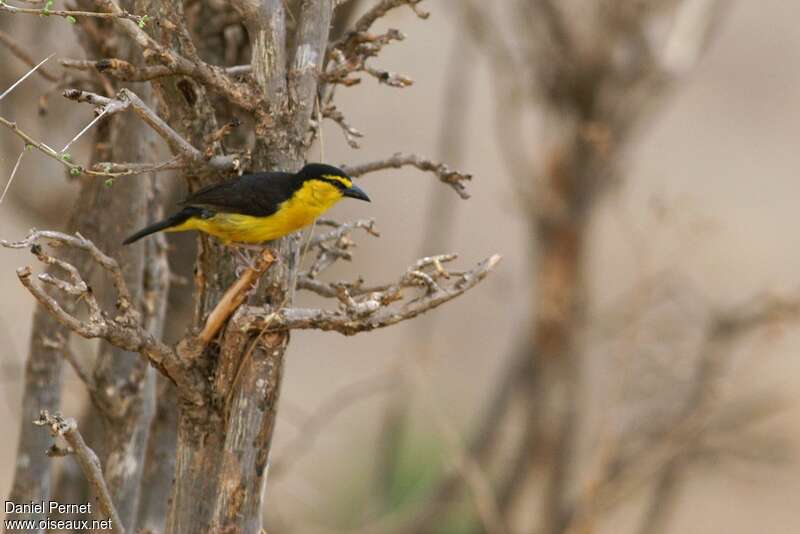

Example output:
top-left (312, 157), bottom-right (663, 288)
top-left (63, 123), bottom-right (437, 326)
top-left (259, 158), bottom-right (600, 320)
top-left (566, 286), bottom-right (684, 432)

top-left (104, 178), bottom-right (114, 187)
top-left (69, 167), bottom-right (82, 176)
top-left (66, 15), bottom-right (77, 24)
top-left (61, 153), bottom-right (73, 162)
top-left (137, 14), bottom-right (149, 28)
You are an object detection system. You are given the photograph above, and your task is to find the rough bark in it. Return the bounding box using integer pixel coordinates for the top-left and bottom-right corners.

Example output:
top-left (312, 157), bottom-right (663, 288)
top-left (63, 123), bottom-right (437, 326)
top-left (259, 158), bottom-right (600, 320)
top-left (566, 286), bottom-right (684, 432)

top-left (135, 187), bottom-right (175, 534)
top-left (166, 3), bottom-right (333, 532)
top-left (4, 109), bottom-right (146, 533)
top-left (6, 309), bottom-right (65, 528)
top-left (88, 100), bottom-right (155, 531)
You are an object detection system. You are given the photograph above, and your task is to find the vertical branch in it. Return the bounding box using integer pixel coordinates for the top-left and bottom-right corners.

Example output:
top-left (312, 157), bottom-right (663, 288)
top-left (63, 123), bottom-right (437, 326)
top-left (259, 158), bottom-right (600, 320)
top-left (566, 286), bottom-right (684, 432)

top-left (248, 0), bottom-right (288, 101)
top-left (207, 2), bottom-right (333, 530)
top-left (88, 132), bottom-right (155, 532)
top-left (81, 17), bottom-right (158, 518)
top-left (5, 64), bottom-right (133, 530)
top-left (135, 178), bottom-right (175, 534)
top-left (6, 310), bottom-right (66, 529)
top-left (289, 0), bottom-right (333, 140)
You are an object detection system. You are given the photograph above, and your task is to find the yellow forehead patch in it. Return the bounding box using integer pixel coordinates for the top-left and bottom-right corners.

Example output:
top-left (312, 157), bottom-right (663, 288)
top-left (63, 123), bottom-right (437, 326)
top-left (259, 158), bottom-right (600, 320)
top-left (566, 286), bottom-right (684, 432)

top-left (322, 174), bottom-right (352, 188)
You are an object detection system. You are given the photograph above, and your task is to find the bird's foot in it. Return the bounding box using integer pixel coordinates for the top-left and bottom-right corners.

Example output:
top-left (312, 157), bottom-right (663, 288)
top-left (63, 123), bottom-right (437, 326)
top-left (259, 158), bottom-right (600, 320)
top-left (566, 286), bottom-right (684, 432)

top-left (227, 242), bottom-right (273, 275)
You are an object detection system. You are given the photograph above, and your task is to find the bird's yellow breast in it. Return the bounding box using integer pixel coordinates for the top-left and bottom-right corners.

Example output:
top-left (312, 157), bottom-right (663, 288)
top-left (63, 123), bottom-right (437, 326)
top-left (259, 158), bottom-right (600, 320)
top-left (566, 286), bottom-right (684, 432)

top-left (171, 179), bottom-right (343, 243)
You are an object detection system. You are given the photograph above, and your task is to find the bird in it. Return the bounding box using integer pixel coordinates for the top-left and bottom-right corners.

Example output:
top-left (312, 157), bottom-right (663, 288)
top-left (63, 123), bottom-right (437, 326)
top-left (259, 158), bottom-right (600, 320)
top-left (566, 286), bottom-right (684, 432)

top-left (123, 163), bottom-right (370, 246)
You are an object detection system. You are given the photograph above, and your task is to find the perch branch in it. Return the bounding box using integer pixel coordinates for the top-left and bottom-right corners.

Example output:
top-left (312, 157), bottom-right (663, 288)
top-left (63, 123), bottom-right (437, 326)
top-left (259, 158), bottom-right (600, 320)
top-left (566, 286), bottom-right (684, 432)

top-left (198, 248), bottom-right (275, 344)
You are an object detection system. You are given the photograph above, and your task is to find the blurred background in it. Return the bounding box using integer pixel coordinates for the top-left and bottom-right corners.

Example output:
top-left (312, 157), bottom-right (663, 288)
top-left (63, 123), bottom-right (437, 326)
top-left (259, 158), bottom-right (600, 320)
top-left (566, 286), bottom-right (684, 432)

top-left (2, 1), bottom-right (800, 533)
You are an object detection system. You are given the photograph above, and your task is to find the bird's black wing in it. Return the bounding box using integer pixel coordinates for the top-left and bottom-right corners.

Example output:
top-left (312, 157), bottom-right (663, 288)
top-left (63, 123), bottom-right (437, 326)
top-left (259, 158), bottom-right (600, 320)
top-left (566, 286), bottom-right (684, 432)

top-left (180, 172), bottom-right (299, 217)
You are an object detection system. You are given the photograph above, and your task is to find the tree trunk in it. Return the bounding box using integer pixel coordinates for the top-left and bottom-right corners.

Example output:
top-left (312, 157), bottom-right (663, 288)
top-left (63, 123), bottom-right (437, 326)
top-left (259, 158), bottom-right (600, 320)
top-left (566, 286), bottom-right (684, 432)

top-left (166, 2), bottom-right (332, 531)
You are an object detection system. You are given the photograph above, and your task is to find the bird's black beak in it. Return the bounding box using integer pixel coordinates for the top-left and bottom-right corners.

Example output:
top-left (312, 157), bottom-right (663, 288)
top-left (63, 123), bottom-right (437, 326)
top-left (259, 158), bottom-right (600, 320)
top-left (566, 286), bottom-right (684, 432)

top-left (343, 184), bottom-right (370, 202)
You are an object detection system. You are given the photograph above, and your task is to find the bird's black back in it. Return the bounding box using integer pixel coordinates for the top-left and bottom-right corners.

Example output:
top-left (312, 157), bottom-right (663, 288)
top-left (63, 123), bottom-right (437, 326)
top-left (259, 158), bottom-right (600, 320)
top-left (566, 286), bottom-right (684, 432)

top-left (181, 171), bottom-right (303, 217)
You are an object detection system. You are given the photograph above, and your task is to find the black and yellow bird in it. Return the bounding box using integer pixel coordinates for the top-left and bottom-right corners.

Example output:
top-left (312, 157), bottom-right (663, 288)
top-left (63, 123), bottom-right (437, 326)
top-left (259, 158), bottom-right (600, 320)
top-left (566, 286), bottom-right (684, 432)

top-left (123, 163), bottom-right (370, 246)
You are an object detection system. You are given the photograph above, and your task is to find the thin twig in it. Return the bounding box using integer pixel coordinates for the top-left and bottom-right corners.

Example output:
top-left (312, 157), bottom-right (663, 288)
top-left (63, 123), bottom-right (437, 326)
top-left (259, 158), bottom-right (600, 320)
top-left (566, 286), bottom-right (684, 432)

top-left (64, 88), bottom-right (239, 171)
top-left (0, 54), bottom-right (54, 102)
top-left (60, 106), bottom-right (109, 154)
top-left (0, 150), bottom-right (25, 204)
top-left (0, 230), bottom-right (205, 405)
top-left (0, 0), bottom-right (147, 24)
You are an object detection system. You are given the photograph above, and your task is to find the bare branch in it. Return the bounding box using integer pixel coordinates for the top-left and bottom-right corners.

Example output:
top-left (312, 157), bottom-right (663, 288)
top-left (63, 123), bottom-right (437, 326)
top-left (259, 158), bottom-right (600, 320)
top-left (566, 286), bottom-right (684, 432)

top-left (60, 58), bottom-right (175, 82)
top-left (346, 0), bottom-right (428, 37)
top-left (325, 32), bottom-right (412, 89)
top-left (239, 254), bottom-right (501, 335)
top-left (317, 103), bottom-right (364, 148)
top-left (0, 115), bottom-right (104, 177)
top-left (81, 0), bottom-right (266, 117)
top-left (63, 88), bottom-right (239, 171)
top-left (198, 249), bottom-right (275, 344)
top-left (34, 411), bottom-right (125, 534)
top-left (0, 1), bottom-right (146, 24)
top-left (90, 157), bottom-right (185, 177)
top-left (579, 291), bottom-right (800, 523)
top-left (0, 230), bottom-right (205, 405)
top-left (0, 150), bottom-right (25, 204)
top-left (324, 1), bottom-right (429, 89)
top-left (302, 218), bottom-right (380, 278)
top-left (0, 53), bottom-right (54, 102)
top-left (289, 0), bottom-right (333, 142)
top-left (343, 153), bottom-right (473, 199)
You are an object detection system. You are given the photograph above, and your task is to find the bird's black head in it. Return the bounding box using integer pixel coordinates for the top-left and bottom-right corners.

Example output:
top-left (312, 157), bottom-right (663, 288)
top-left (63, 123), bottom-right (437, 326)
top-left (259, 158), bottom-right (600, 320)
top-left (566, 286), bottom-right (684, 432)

top-left (295, 162), bottom-right (370, 202)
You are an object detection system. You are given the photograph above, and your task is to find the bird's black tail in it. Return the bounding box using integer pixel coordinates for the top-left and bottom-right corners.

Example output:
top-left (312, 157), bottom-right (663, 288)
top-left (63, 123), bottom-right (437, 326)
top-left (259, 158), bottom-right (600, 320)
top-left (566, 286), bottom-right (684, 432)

top-left (122, 207), bottom-right (202, 245)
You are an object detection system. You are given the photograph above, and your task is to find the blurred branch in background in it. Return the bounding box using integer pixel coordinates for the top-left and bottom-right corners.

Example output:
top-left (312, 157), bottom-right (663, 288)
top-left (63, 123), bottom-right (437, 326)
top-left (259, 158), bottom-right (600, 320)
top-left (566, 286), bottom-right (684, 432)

top-left (370, 29), bottom-right (475, 520)
top-left (364, 2), bottom-right (796, 534)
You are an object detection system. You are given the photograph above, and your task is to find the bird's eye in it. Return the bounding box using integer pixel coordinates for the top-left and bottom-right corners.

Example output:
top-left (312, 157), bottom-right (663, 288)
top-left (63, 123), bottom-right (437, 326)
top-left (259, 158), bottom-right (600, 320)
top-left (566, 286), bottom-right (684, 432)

top-left (321, 175), bottom-right (350, 190)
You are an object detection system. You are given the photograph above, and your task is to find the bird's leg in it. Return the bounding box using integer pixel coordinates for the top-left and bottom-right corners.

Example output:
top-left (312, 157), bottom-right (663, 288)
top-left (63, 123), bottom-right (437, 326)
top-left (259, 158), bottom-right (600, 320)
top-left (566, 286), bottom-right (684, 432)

top-left (224, 243), bottom-right (256, 274)
top-left (226, 242), bottom-right (271, 276)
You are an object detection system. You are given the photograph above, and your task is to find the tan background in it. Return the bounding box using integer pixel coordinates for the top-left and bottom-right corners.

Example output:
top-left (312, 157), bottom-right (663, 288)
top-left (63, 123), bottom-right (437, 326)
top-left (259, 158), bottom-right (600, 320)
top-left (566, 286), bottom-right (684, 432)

top-left (2, 1), bottom-right (800, 532)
